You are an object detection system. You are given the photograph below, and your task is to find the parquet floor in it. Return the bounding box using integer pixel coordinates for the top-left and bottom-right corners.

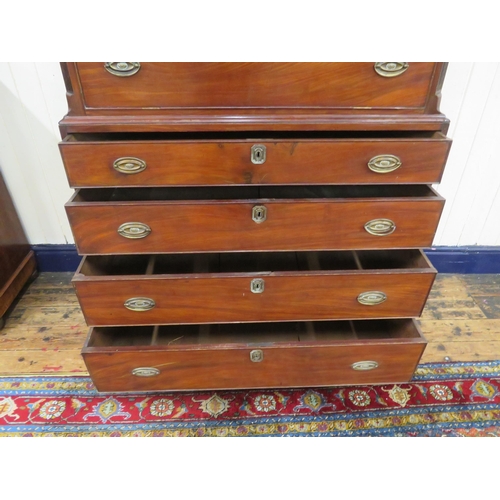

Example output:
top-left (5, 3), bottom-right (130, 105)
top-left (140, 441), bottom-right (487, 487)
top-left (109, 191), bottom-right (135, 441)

top-left (1, 272), bottom-right (500, 376)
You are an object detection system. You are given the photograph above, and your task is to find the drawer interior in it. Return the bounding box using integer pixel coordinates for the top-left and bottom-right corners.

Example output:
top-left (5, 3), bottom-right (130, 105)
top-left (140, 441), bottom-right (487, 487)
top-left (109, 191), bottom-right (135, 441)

top-left (71, 185), bottom-right (439, 203)
top-left (85, 319), bottom-right (423, 349)
top-left (63, 131), bottom-right (447, 142)
top-left (77, 249), bottom-right (434, 277)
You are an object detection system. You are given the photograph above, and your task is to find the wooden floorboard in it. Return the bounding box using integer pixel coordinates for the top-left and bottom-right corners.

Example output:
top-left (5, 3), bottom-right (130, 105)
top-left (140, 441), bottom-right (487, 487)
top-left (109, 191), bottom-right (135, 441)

top-left (0, 272), bottom-right (499, 375)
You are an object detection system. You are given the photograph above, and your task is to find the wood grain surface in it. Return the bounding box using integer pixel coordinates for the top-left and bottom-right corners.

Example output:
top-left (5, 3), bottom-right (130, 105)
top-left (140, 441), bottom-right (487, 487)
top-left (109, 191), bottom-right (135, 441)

top-left (60, 134), bottom-right (451, 188)
top-left (73, 257), bottom-right (435, 325)
top-left (82, 319), bottom-right (426, 392)
top-left (75, 63), bottom-right (438, 111)
top-left (66, 186), bottom-right (445, 254)
top-left (59, 63), bottom-right (449, 134)
top-left (0, 273), bottom-right (499, 377)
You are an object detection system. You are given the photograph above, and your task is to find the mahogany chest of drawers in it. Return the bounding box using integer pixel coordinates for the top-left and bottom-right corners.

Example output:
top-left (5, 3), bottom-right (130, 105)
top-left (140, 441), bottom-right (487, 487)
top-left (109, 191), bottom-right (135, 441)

top-left (59, 62), bottom-right (451, 393)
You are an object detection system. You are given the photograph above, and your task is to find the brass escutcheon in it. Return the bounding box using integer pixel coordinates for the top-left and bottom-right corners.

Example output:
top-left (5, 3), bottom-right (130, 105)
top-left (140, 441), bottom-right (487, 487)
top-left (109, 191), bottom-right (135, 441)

top-left (124, 297), bottom-right (156, 311)
top-left (351, 361), bottom-right (379, 371)
top-left (251, 144), bottom-right (267, 164)
top-left (132, 367), bottom-right (160, 377)
top-left (252, 205), bottom-right (267, 223)
top-left (113, 157), bottom-right (147, 175)
top-left (368, 154), bottom-right (402, 174)
top-left (364, 219), bottom-right (396, 236)
top-left (250, 278), bottom-right (265, 293)
top-left (104, 62), bottom-right (141, 77)
top-left (118, 222), bottom-right (151, 239)
top-left (374, 62), bottom-right (409, 77)
top-left (250, 350), bottom-right (264, 362)
top-left (357, 291), bottom-right (387, 306)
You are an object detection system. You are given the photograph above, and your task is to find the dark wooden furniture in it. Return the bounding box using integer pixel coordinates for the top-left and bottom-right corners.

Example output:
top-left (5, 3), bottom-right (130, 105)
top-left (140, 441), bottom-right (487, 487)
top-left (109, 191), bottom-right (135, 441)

top-left (59, 62), bottom-right (451, 392)
top-left (0, 172), bottom-right (37, 329)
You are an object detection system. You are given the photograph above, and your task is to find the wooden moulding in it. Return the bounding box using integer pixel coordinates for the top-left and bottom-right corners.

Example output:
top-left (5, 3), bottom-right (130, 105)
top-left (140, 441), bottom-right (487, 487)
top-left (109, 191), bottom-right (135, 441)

top-left (58, 63), bottom-right (450, 135)
top-left (81, 319), bottom-right (427, 392)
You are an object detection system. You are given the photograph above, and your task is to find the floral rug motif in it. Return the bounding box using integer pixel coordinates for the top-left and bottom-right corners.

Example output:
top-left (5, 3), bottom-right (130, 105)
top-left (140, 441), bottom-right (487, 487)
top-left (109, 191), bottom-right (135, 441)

top-left (1, 361), bottom-right (500, 436)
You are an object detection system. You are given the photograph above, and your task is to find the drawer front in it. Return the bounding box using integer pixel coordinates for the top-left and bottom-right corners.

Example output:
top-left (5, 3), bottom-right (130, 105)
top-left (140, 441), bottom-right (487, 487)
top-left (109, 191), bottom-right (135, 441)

top-left (82, 320), bottom-right (426, 392)
top-left (60, 136), bottom-right (451, 187)
top-left (74, 273), bottom-right (435, 326)
top-left (66, 197), bottom-right (445, 254)
top-left (75, 63), bottom-right (438, 111)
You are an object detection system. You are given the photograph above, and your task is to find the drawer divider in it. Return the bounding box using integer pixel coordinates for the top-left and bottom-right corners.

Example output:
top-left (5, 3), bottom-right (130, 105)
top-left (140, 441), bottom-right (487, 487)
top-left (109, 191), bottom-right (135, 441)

top-left (348, 320), bottom-right (359, 339)
top-left (352, 251), bottom-right (364, 270)
top-left (150, 325), bottom-right (160, 345)
top-left (306, 253), bottom-right (321, 271)
top-left (146, 255), bottom-right (156, 275)
top-left (198, 324), bottom-right (210, 344)
top-left (301, 321), bottom-right (316, 341)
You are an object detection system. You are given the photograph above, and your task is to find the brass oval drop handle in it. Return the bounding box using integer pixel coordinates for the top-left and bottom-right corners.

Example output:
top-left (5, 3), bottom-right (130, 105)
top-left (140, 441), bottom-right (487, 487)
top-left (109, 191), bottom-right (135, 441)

top-left (368, 155), bottom-right (402, 174)
top-left (104, 62), bottom-right (141, 77)
top-left (118, 222), bottom-right (151, 239)
top-left (364, 219), bottom-right (396, 236)
top-left (124, 297), bottom-right (156, 311)
top-left (132, 367), bottom-right (160, 377)
top-left (374, 62), bottom-right (409, 77)
top-left (113, 157), bottom-right (147, 174)
top-left (352, 361), bottom-right (379, 371)
top-left (357, 291), bottom-right (387, 306)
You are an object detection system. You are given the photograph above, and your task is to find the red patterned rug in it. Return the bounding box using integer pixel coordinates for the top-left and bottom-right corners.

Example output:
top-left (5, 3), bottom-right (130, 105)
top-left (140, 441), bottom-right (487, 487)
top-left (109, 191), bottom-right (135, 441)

top-left (1, 361), bottom-right (500, 436)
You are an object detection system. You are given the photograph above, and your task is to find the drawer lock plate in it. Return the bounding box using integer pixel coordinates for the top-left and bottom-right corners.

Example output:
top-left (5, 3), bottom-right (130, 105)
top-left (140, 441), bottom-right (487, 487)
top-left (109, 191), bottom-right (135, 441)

top-left (250, 349), bottom-right (264, 362)
top-left (250, 278), bottom-right (265, 293)
top-left (251, 144), bottom-right (267, 164)
top-left (252, 205), bottom-right (267, 223)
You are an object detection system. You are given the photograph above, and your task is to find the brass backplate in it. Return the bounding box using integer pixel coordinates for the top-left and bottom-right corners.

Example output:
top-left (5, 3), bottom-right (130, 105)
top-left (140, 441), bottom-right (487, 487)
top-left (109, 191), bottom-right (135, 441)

top-left (104, 62), bottom-right (141, 77)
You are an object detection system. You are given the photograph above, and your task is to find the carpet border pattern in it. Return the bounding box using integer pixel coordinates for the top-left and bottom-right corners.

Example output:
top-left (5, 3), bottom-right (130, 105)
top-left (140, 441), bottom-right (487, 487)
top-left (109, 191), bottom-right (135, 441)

top-left (1, 361), bottom-right (499, 437)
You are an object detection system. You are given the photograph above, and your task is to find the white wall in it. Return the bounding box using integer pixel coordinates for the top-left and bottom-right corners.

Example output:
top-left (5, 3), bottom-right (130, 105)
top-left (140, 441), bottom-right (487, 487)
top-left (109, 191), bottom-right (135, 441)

top-left (0, 63), bottom-right (73, 244)
top-left (0, 62), bottom-right (498, 247)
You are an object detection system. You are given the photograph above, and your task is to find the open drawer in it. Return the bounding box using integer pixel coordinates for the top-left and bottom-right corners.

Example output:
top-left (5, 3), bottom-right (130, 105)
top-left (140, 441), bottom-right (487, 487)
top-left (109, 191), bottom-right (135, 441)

top-left (59, 132), bottom-right (451, 188)
top-left (82, 319), bottom-right (427, 392)
top-left (65, 185), bottom-right (445, 254)
top-left (73, 249), bottom-right (436, 326)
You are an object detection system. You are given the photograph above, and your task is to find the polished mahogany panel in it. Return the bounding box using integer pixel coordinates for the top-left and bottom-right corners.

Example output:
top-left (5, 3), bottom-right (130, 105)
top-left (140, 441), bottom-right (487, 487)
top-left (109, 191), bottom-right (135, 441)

top-left (65, 186), bottom-right (445, 254)
top-left (75, 63), bottom-right (437, 111)
top-left (82, 320), bottom-right (426, 392)
top-left (73, 250), bottom-right (436, 326)
top-left (60, 134), bottom-right (451, 187)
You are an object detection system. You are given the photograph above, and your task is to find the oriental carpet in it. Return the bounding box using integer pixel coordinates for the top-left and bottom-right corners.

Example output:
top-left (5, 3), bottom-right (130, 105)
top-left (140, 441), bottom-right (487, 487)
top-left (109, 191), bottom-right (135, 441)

top-left (1, 360), bottom-right (500, 437)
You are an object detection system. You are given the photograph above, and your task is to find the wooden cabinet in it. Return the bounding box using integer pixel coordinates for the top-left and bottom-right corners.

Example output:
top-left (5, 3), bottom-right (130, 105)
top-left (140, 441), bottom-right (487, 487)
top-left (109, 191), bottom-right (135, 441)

top-left (0, 172), bottom-right (36, 328)
top-left (59, 62), bottom-right (450, 392)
